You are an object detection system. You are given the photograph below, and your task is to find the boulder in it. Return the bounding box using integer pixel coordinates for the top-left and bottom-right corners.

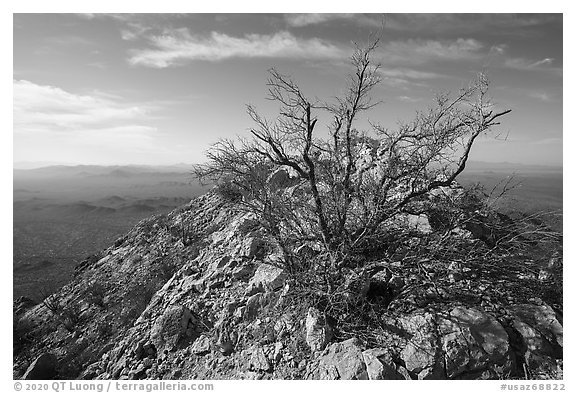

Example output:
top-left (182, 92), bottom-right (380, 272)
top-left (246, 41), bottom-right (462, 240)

top-left (305, 307), bottom-right (332, 352)
top-left (313, 338), bottom-right (368, 380)
top-left (398, 312), bottom-right (443, 380)
top-left (240, 237), bottom-right (265, 259)
top-left (406, 214), bottom-right (433, 233)
top-left (250, 345), bottom-right (271, 372)
top-left (362, 348), bottom-right (403, 380)
top-left (150, 306), bottom-right (195, 352)
top-left (249, 263), bottom-right (286, 292)
top-left (511, 303), bottom-right (563, 378)
top-left (245, 293), bottom-right (264, 319)
top-left (439, 307), bottom-right (513, 379)
top-left (190, 335), bottom-right (211, 355)
top-left (22, 353), bottom-right (57, 380)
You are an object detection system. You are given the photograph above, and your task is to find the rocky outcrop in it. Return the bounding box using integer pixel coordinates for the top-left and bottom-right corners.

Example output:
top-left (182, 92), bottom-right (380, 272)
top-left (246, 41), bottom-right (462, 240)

top-left (510, 303), bottom-right (563, 378)
top-left (439, 307), bottom-right (513, 379)
top-left (362, 348), bottom-right (404, 380)
top-left (150, 305), bottom-right (197, 353)
top-left (13, 189), bottom-right (563, 381)
top-left (310, 338), bottom-right (368, 380)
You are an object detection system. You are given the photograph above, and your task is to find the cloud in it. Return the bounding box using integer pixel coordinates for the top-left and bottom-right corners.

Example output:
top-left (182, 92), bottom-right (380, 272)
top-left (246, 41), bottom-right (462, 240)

top-left (128, 30), bottom-right (346, 67)
top-left (13, 80), bottom-right (155, 136)
top-left (380, 68), bottom-right (446, 80)
top-left (397, 95), bottom-right (423, 103)
top-left (504, 57), bottom-right (556, 70)
top-left (528, 91), bottom-right (554, 102)
top-left (378, 68), bottom-right (446, 89)
top-left (378, 38), bottom-right (484, 66)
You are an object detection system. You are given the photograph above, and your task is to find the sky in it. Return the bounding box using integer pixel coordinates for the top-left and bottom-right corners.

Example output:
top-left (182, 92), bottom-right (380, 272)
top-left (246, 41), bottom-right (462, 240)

top-left (13, 13), bottom-right (563, 167)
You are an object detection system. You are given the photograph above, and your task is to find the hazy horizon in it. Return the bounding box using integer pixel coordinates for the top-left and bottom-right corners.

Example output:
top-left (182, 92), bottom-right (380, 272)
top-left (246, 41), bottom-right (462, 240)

top-left (12, 159), bottom-right (564, 171)
top-left (14, 14), bottom-right (562, 166)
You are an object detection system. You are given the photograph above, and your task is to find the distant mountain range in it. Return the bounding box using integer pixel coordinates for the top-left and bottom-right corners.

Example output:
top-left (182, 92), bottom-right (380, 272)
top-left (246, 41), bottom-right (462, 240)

top-left (14, 161), bottom-right (561, 174)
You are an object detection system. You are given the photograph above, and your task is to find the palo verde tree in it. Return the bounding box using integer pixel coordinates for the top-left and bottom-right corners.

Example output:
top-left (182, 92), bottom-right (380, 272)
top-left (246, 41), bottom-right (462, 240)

top-left (193, 40), bottom-right (511, 270)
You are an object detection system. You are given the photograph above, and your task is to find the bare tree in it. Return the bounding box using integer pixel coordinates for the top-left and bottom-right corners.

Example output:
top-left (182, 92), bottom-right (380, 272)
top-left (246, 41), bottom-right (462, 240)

top-left (193, 40), bottom-right (511, 268)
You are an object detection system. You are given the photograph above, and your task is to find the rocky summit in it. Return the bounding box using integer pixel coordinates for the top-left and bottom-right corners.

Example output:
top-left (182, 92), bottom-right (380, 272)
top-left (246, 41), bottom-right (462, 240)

top-left (13, 190), bottom-right (563, 380)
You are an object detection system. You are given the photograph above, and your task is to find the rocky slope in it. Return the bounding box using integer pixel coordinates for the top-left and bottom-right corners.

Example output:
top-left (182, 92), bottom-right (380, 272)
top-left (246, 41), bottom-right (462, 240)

top-left (13, 190), bottom-right (563, 380)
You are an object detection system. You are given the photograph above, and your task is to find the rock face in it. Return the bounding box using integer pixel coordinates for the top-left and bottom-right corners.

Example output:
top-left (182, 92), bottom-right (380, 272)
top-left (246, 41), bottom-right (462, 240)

top-left (23, 353), bottom-right (57, 380)
top-left (249, 263), bottom-right (287, 292)
top-left (398, 312), bottom-right (443, 379)
top-left (150, 305), bottom-right (196, 353)
top-left (510, 304), bottom-right (563, 378)
top-left (362, 348), bottom-right (404, 380)
top-left (312, 338), bottom-right (368, 380)
top-left (190, 335), bottom-right (211, 355)
top-left (378, 307), bottom-right (515, 380)
top-left (13, 189), bottom-right (563, 381)
top-left (439, 307), bottom-right (513, 379)
top-left (249, 345), bottom-right (271, 372)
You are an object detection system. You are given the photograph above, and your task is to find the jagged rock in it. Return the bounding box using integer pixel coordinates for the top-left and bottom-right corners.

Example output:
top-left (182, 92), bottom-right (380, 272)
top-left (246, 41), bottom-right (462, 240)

top-left (272, 342), bottom-right (284, 363)
top-left (190, 335), bottom-right (211, 355)
top-left (250, 345), bottom-right (271, 372)
top-left (274, 313), bottom-right (295, 336)
top-left (249, 263), bottom-right (286, 292)
top-left (79, 361), bottom-right (101, 379)
top-left (22, 353), bottom-right (57, 380)
top-left (406, 214), bottom-right (433, 233)
top-left (150, 305), bottom-right (195, 352)
top-left (312, 338), bottom-right (368, 380)
top-left (232, 263), bottom-right (257, 281)
top-left (245, 293), bottom-right (264, 318)
top-left (240, 237), bottom-right (265, 259)
top-left (362, 348), bottom-right (403, 380)
top-left (398, 312), bottom-right (443, 379)
top-left (244, 282), bottom-right (264, 297)
top-left (233, 306), bottom-right (246, 320)
top-left (511, 303), bottom-right (563, 378)
top-left (305, 307), bottom-right (332, 352)
top-left (439, 307), bottom-right (513, 379)
top-left (217, 335), bottom-right (235, 356)
top-left (14, 188), bottom-right (563, 381)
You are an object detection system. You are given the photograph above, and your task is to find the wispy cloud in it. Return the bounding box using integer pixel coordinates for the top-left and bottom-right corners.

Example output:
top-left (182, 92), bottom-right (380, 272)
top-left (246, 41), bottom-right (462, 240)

top-left (397, 95), bottom-right (423, 103)
top-left (378, 67), bottom-right (447, 88)
top-left (377, 38), bottom-right (484, 66)
top-left (504, 57), bottom-right (558, 71)
top-left (13, 80), bottom-right (155, 136)
top-left (528, 91), bottom-right (554, 102)
top-left (129, 30), bottom-right (346, 67)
